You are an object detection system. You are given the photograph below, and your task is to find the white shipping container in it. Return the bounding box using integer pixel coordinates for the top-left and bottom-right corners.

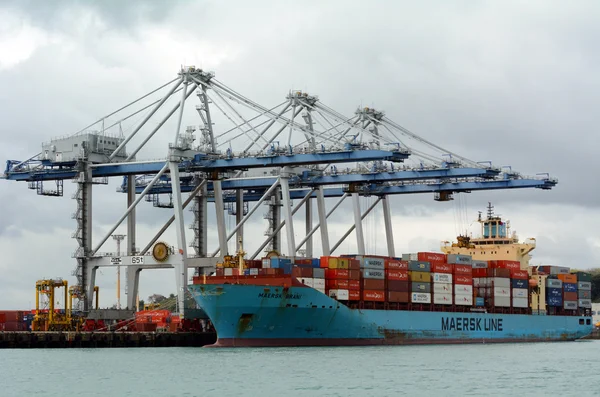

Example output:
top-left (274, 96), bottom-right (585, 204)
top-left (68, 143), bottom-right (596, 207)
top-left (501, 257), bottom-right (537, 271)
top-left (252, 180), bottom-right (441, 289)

top-left (402, 253), bottom-right (419, 261)
top-left (433, 283), bottom-right (452, 294)
top-left (411, 292), bottom-right (432, 304)
top-left (433, 293), bottom-right (453, 305)
top-left (249, 268), bottom-right (259, 275)
top-left (473, 278), bottom-right (480, 287)
top-left (224, 268), bottom-right (233, 276)
top-left (477, 287), bottom-right (490, 298)
top-left (493, 287), bottom-right (510, 297)
top-left (432, 273), bottom-right (453, 284)
top-left (513, 297), bottom-right (529, 308)
top-left (478, 278), bottom-right (490, 287)
top-left (549, 266), bottom-right (570, 275)
top-left (299, 277), bottom-right (314, 287)
top-left (493, 296), bottom-right (511, 307)
top-left (447, 254), bottom-right (472, 265)
top-left (578, 299), bottom-right (592, 308)
top-left (328, 289), bottom-right (349, 300)
top-left (472, 260), bottom-right (488, 268)
top-left (512, 288), bottom-right (528, 298)
top-left (454, 285), bottom-right (473, 295)
top-left (546, 279), bottom-right (562, 288)
top-left (490, 277), bottom-right (510, 288)
top-left (564, 301), bottom-right (578, 310)
top-left (362, 257), bottom-right (385, 269)
top-left (262, 258), bottom-right (270, 268)
top-left (578, 281), bottom-right (592, 290)
top-left (454, 295), bottom-right (473, 306)
top-left (313, 278), bottom-right (326, 289)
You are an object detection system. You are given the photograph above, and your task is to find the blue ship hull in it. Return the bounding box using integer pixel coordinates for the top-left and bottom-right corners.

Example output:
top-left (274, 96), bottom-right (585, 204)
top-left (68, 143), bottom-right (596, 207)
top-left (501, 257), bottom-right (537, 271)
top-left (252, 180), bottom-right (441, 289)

top-left (188, 283), bottom-right (594, 347)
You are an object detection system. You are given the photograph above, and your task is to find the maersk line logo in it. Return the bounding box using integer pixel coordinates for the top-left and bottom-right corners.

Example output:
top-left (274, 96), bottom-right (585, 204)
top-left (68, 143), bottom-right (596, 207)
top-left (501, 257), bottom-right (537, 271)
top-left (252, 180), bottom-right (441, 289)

top-left (442, 317), bottom-right (503, 332)
top-left (258, 292), bottom-right (303, 299)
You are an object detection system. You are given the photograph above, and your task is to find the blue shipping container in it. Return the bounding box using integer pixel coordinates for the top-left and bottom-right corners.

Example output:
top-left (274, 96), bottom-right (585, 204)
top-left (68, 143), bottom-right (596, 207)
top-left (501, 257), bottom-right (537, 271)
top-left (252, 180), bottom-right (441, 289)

top-left (547, 296), bottom-right (563, 307)
top-left (311, 258), bottom-right (320, 268)
top-left (563, 283), bottom-right (577, 293)
top-left (547, 288), bottom-right (562, 298)
top-left (408, 261), bottom-right (431, 272)
top-left (475, 297), bottom-right (485, 307)
top-left (281, 263), bottom-right (293, 274)
top-left (512, 279), bottom-right (527, 289)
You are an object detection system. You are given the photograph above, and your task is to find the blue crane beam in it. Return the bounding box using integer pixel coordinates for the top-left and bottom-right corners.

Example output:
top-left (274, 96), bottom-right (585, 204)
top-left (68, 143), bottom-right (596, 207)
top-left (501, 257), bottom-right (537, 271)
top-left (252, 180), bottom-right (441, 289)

top-left (126, 167), bottom-right (501, 194)
top-left (2, 149), bottom-right (409, 181)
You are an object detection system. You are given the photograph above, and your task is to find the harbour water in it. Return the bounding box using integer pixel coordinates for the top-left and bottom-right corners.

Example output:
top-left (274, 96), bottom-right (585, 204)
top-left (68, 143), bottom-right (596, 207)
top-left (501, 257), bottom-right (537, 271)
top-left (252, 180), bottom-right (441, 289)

top-left (2, 341), bottom-right (599, 396)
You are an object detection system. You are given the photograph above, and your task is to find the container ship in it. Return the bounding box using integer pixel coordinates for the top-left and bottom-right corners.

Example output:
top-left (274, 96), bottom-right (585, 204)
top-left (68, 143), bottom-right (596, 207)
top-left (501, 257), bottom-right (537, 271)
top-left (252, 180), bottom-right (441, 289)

top-left (189, 204), bottom-right (594, 347)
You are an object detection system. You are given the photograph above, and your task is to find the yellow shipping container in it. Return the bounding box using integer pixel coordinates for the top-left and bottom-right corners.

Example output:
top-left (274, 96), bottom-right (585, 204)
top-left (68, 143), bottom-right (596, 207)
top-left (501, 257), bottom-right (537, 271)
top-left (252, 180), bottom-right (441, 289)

top-left (338, 258), bottom-right (349, 269)
top-left (410, 271), bottom-right (431, 283)
top-left (325, 257), bottom-right (339, 269)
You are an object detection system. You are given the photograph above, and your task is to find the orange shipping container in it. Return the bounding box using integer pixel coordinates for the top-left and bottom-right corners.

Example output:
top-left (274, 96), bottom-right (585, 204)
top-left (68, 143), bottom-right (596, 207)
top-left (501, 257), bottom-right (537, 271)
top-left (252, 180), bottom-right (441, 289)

top-left (363, 279), bottom-right (385, 290)
top-left (388, 291), bottom-right (410, 303)
top-left (387, 260), bottom-right (408, 270)
top-left (386, 270), bottom-right (409, 281)
top-left (557, 274), bottom-right (577, 284)
top-left (453, 264), bottom-right (472, 275)
top-left (349, 259), bottom-right (361, 270)
top-left (564, 291), bottom-right (578, 301)
top-left (348, 270), bottom-right (361, 280)
top-left (349, 290), bottom-right (361, 300)
top-left (417, 252), bottom-right (446, 264)
top-left (320, 256), bottom-right (340, 268)
top-left (325, 269), bottom-right (349, 279)
top-left (431, 263), bottom-right (453, 274)
top-left (363, 290), bottom-right (386, 302)
top-left (348, 280), bottom-right (361, 290)
top-left (327, 279), bottom-right (349, 289)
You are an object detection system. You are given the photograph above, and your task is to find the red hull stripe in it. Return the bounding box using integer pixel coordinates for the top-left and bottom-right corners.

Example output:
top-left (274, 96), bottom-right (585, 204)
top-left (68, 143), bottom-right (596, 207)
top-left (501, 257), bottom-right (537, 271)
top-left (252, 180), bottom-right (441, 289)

top-left (206, 337), bottom-right (576, 348)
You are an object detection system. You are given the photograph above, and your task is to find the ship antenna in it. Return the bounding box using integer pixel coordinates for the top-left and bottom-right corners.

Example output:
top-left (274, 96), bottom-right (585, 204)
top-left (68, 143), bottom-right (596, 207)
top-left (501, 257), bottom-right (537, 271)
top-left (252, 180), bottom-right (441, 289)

top-left (487, 202), bottom-right (494, 219)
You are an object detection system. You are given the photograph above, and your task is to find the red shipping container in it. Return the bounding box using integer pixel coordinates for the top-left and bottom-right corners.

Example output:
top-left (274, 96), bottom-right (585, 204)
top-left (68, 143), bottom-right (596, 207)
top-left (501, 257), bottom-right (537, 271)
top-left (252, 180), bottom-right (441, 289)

top-left (348, 270), bottom-right (361, 280)
top-left (327, 279), bottom-right (349, 289)
top-left (386, 270), bottom-right (409, 281)
top-left (0, 313), bottom-right (5, 323)
top-left (363, 279), bottom-right (385, 290)
top-left (325, 269), bottom-right (349, 279)
top-left (417, 252), bottom-right (446, 264)
top-left (349, 259), bottom-right (361, 270)
top-left (493, 260), bottom-right (521, 271)
top-left (564, 292), bottom-right (578, 301)
top-left (348, 280), bottom-right (361, 290)
top-left (388, 291), bottom-right (410, 303)
top-left (363, 290), bottom-right (386, 302)
top-left (472, 268), bottom-right (487, 277)
top-left (487, 268), bottom-right (511, 278)
top-left (349, 290), bottom-right (361, 300)
top-left (387, 280), bottom-right (409, 292)
top-left (431, 263), bottom-right (453, 274)
top-left (455, 275), bottom-right (473, 285)
top-left (511, 270), bottom-right (529, 280)
top-left (295, 258), bottom-right (312, 265)
top-left (453, 264), bottom-right (472, 275)
top-left (387, 260), bottom-right (408, 270)
top-left (292, 267), bottom-right (313, 278)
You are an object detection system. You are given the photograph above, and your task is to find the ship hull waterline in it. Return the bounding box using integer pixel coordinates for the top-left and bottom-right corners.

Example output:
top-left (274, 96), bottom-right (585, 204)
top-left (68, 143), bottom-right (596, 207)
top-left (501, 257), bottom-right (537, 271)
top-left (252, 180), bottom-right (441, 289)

top-left (188, 283), bottom-right (593, 348)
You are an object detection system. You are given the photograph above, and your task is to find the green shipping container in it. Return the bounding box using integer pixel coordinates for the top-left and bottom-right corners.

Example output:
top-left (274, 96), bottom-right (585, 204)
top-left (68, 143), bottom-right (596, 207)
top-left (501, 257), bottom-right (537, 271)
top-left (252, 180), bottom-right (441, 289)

top-left (573, 271), bottom-right (592, 283)
top-left (409, 271), bottom-right (431, 283)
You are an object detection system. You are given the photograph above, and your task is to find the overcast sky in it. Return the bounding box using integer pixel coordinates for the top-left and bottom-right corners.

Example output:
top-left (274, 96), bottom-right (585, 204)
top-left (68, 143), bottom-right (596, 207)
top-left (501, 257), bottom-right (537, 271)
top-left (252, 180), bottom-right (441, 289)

top-left (1, 0), bottom-right (599, 310)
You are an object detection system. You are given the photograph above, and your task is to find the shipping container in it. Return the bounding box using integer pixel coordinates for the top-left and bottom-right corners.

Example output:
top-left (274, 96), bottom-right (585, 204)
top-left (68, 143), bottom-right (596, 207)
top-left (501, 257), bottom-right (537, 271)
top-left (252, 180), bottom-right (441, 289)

top-left (348, 259), bottom-right (361, 270)
top-left (328, 289), bottom-right (349, 300)
top-left (412, 282), bottom-right (431, 293)
top-left (320, 256), bottom-right (339, 268)
top-left (433, 283), bottom-right (452, 294)
top-left (454, 275), bottom-right (473, 285)
top-left (313, 278), bottom-right (326, 289)
top-left (547, 296), bottom-right (563, 307)
top-left (363, 290), bottom-right (386, 302)
top-left (563, 283), bottom-right (577, 292)
top-left (547, 287), bottom-right (562, 298)
top-left (557, 274), bottom-right (577, 284)
top-left (564, 301), bottom-right (578, 310)
top-left (578, 281), bottom-right (592, 290)
top-left (431, 263), bottom-right (453, 274)
top-left (432, 273), bottom-right (452, 284)
top-left (327, 279), bottom-right (349, 290)
top-left (407, 261), bottom-right (431, 272)
top-left (349, 290), bottom-right (360, 300)
top-left (363, 279), bottom-right (385, 290)
top-left (471, 260), bottom-right (488, 268)
top-left (475, 297), bottom-right (485, 306)
top-left (348, 270), bottom-right (361, 280)
top-left (312, 258), bottom-right (321, 268)
top-left (563, 291), bottom-right (577, 301)
top-left (493, 287), bottom-right (510, 297)
top-left (387, 291), bottom-right (410, 303)
top-left (417, 252), bottom-right (446, 263)
top-left (409, 271), bottom-right (431, 283)
top-left (512, 288), bottom-right (528, 298)
top-left (491, 296), bottom-right (511, 307)
top-left (338, 258), bottom-right (349, 269)
top-left (578, 290), bottom-right (591, 299)
top-left (573, 271), bottom-right (592, 282)
top-left (512, 297), bottom-right (529, 308)
top-left (433, 293), bottom-right (453, 305)
top-left (454, 295), bottom-right (473, 306)
top-left (472, 268), bottom-right (488, 278)
top-left (348, 280), bottom-right (361, 290)
top-left (312, 268), bottom-right (325, 279)
top-left (454, 284), bottom-right (473, 295)
top-left (411, 292), bottom-right (431, 304)
top-left (493, 260), bottom-right (521, 271)
top-left (453, 264), bottom-right (472, 275)
top-left (386, 260), bottom-right (408, 270)
top-left (546, 279), bottom-right (563, 288)
top-left (298, 277), bottom-right (314, 287)
top-left (512, 279), bottom-right (527, 289)
top-left (511, 270), bottom-right (529, 280)
top-left (386, 269), bottom-right (409, 281)
top-left (447, 254), bottom-right (472, 265)
top-left (578, 299), bottom-right (592, 309)
top-left (292, 267), bottom-right (313, 278)
top-left (486, 268), bottom-right (511, 278)
top-left (361, 257), bottom-right (385, 269)
top-left (363, 269), bottom-right (385, 280)
top-left (325, 269), bottom-right (349, 279)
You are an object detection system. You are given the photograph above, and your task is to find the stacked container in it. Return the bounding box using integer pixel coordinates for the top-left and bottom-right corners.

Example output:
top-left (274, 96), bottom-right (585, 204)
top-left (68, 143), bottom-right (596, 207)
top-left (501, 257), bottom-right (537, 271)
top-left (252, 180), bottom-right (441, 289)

top-left (320, 256), bottom-right (350, 300)
top-left (511, 270), bottom-right (529, 308)
top-left (449, 254), bottom-right (473, 306)
top-left (471, 260), bottom-right (488, 307)
top-left (431, 259), bottom-right (453, 306)
top-left (360, 256), bottom-right (386, 302)
top-left (556, 273), bottom-right (578, 311)
top-left (408, 259), bottom-right (431, 304)
top-left (576, 272), bottom-right (592, 312)
top-left (386, 259), bottom-right (409, 303)
top-left (546, 278), bottom-right (563, 309)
